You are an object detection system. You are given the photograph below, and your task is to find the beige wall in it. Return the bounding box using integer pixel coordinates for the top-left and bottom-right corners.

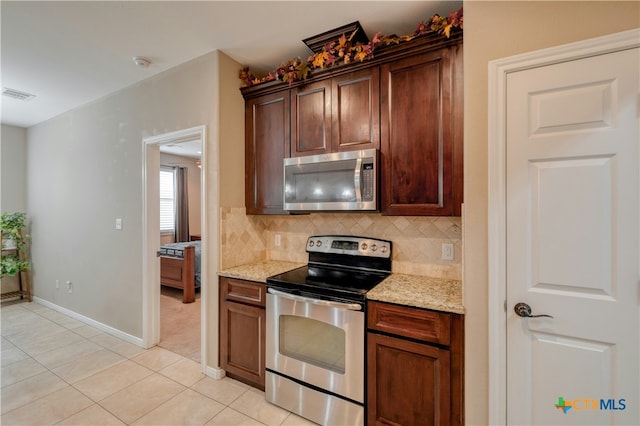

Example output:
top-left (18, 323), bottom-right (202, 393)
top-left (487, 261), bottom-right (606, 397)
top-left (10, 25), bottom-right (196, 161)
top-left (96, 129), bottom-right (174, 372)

top-left (1, 124), bottom-right (27, 214)
top-left (26, 52), bottom-right (226, 337)
top-left (217, 52), bottom-right (245, 210)
top-left (206, 50), bottom-right (246, 367)
top-left (22, 48), bottom-right (245, 369)
top-left (463, 1), bottom-right (639, 424)
top-left (1, 124), bottom-right (28, 293)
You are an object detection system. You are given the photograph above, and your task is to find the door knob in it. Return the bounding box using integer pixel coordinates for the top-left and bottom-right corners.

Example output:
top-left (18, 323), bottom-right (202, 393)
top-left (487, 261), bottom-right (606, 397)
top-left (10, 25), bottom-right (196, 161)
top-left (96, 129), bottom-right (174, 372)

top-left (514, 302), bottom-right (553, 319)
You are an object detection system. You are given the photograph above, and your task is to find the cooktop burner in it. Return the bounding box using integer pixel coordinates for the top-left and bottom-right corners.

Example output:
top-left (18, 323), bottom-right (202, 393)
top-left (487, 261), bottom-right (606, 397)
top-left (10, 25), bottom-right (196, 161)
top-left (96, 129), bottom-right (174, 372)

top-left (267, 264), bottom-right (389, 302)
top-left (266, 235), bottom-right (392, 303)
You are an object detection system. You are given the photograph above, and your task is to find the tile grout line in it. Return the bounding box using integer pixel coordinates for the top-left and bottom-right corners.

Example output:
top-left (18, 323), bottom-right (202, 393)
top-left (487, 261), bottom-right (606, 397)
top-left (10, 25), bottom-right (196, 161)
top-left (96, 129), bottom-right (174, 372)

top-left (2, 301), bottom-right (297, 426)
top-left (2, 305), bottom-right (131, 422)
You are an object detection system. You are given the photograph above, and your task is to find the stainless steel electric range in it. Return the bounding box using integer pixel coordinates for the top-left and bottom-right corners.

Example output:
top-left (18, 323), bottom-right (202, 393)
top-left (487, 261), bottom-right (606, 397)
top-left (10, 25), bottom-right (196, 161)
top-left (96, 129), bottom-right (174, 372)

top-left (265, 235), bottom-right (392, 426)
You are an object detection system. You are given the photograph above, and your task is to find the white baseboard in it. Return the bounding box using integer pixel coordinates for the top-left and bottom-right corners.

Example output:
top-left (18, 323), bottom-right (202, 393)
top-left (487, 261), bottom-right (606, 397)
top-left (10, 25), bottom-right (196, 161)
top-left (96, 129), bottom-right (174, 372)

top-left (206, 365), bottom-right (226, 380)
top-left (32, 297), bottom-right (224, 376)
top-left (32, 297), bottom-right (144, 347)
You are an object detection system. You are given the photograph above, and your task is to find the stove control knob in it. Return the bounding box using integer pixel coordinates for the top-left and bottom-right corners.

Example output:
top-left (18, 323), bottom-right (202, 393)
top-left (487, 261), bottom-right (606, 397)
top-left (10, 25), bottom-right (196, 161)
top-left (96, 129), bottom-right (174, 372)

top-left (316, 240), bottom-right (322, 247)
top-left (381, 245), bottom-right (388, 253)
top-left (371, 244), bottom-right (377, 252)
top-left (361, 243), bottom-right (368, 251)
top-left (309, 240), bottom-right (314, 247)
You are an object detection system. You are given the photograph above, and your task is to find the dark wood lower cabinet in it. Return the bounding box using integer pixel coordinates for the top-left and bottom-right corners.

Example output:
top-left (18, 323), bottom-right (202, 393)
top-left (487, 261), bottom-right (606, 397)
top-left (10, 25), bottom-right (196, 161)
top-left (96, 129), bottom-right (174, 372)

top-left (368, 333), bottom-right (450, 425)
top-left (218, 279), bottom-right (465, 420)
top-left (219, 277), bottom-right (266, 390)
top-left (367, 301), bottom-right (464, 426)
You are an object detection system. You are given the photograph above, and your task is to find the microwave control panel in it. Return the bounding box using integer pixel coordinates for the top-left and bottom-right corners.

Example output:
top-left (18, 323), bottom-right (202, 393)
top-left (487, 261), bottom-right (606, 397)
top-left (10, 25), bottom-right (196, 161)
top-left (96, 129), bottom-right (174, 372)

top-left (362, 162), bottom-right (374, 201)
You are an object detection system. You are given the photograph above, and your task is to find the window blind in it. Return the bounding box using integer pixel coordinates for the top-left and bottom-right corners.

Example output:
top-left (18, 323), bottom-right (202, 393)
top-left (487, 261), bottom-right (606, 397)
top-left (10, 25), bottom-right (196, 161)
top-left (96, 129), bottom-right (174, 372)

top-left (160, 168), bottom-right (175, 232)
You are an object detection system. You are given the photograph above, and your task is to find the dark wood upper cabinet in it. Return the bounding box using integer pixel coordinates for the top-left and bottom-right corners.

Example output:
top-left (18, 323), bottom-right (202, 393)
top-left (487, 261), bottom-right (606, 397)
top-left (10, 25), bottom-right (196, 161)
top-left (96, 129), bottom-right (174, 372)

top-left (332, 68), bottom-right (380, 152)
top-left (380, 43), bottom-right (463, 216)
top-left (244, 90), bottom-right (290, 214)
top-left (291, 79), bottom-right (331, 156)
top-left (291, 68), bottom-right (379, 156)
top-left (241, 34), bottom-right (463, 216)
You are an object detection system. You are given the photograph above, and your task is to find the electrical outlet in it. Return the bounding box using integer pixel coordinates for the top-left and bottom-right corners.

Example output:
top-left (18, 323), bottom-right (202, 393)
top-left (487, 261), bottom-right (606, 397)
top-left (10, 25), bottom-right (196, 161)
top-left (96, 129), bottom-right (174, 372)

top-left (115, 218), bottom-right (123, 230)
top-left (275, 234), bottom-right (281, 247)
top-left (55, 279), bottom-right (59, 289)
top-left (67, 281), bottom-right (73, 293)
top-left (441, 243), bottom-right (454, 261)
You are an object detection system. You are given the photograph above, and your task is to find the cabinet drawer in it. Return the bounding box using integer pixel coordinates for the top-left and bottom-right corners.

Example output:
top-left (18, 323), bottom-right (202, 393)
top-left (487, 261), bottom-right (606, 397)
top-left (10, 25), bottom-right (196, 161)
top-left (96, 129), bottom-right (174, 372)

top-left (368, 301), bottom-right (451, 346)
top-left (220, 277), bottom-right (266, 307)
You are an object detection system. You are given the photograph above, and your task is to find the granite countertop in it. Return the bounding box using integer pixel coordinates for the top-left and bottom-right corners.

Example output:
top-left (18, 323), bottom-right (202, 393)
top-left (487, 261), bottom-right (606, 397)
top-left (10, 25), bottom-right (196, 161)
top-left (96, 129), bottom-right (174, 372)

top-left (218, 260), bottom-right (304, 283)
top-left (218, 261), bottom-right (463, 314)
top-left (367, 274), bottom-right (463, 314)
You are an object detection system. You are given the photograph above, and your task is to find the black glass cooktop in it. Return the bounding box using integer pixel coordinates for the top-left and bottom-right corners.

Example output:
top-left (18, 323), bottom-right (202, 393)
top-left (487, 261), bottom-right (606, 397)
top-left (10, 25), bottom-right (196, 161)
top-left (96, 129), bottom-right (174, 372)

top-left (266, 264), bottom-right (389, 303)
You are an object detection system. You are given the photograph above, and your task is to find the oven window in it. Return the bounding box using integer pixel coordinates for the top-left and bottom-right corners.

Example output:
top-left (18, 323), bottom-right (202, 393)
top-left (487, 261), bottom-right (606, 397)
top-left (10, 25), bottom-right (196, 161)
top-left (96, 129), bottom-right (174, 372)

top-left (279, 315), bottom-right (345, 374)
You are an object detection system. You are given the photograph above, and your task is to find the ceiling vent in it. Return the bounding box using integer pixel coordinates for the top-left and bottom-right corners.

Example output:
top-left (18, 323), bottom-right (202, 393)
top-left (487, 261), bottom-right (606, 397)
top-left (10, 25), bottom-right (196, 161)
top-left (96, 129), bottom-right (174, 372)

top-left (2, 87), bottom-right (36, 101)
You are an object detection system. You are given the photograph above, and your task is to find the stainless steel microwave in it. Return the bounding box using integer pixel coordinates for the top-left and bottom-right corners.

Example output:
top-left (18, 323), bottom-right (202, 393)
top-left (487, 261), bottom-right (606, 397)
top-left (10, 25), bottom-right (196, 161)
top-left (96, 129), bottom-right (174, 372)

top-left (283, 149), bottom-right (378, 212)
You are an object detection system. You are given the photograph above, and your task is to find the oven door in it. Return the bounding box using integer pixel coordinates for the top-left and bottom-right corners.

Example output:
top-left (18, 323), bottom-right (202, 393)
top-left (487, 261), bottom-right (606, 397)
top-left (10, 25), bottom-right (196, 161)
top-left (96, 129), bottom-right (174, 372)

top-left (266, 288), bottom-right (365, 403)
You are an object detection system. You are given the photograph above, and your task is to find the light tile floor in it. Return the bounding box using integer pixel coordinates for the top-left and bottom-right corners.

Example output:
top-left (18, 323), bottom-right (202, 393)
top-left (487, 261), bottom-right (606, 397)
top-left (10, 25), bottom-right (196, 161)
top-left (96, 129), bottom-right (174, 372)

top-left (1, 300), bottom-right (317, 425)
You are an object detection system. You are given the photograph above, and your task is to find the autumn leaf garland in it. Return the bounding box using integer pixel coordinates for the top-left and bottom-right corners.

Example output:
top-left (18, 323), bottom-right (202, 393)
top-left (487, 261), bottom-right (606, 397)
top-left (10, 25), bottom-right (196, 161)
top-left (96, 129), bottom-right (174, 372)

top-left (240, 6), bottom-right (463, 88)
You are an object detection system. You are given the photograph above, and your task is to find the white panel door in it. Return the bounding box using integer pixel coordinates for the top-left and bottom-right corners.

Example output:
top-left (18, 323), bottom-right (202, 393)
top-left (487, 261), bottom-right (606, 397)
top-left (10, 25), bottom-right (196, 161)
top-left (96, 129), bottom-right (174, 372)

top-left (506, 47), bottom-right (639, 425)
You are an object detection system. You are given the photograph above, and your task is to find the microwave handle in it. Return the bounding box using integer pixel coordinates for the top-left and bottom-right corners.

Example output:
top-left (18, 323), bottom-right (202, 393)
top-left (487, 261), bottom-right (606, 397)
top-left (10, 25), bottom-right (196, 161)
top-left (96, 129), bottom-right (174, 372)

top-left (354, 158), bottom-right (362, 202)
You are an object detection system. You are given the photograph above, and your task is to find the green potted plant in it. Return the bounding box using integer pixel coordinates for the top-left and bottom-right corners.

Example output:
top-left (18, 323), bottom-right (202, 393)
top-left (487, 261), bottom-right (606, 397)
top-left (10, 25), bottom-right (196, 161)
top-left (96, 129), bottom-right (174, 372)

top-left (1, 212), bottom-right (30, 279)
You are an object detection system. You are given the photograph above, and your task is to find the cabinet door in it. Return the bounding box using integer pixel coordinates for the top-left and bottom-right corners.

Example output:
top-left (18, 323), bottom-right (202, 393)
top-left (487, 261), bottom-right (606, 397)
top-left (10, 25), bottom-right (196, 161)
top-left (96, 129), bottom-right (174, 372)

top-left (245, 91), bottom-right (290, 214)
top-left (367, 332), bottom-right (450, 426)
top-left (219, 299), bottom-right (266, 390)
top-left (291, 79), bottom-right (331, 156)
top-left (291, 69), bottom-right (380, 156)
top-left (331, 68), bottom-right (380, 152)
top-left (380, 45), bottom-right (462, 216)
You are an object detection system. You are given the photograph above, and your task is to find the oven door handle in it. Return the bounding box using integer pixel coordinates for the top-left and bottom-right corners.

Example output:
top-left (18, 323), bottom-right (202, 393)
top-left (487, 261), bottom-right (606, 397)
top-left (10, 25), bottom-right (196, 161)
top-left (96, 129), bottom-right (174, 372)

top-left (267, 288), bottom-right (362, 311)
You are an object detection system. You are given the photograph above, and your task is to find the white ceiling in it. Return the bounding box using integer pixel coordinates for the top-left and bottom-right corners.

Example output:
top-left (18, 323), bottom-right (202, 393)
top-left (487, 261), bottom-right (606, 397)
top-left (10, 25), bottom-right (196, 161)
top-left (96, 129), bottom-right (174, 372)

top-left (159, 139), bottom-right (203, 158)
top-left (1, 1), bottom-right (461, 129)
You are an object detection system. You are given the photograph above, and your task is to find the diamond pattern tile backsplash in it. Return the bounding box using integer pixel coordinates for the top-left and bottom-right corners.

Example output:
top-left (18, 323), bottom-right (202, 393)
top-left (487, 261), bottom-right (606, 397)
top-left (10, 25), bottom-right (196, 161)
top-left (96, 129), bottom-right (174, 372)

top-left (220, 207), bottom-right (462, 279)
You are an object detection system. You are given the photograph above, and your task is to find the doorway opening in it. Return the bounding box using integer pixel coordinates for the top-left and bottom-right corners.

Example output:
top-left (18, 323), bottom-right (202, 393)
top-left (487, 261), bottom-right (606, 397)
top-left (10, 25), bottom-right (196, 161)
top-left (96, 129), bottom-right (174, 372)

top-left (157, 141), bottom-right (202, 361)
top-left (142, 125), bottom-right (207, 368)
